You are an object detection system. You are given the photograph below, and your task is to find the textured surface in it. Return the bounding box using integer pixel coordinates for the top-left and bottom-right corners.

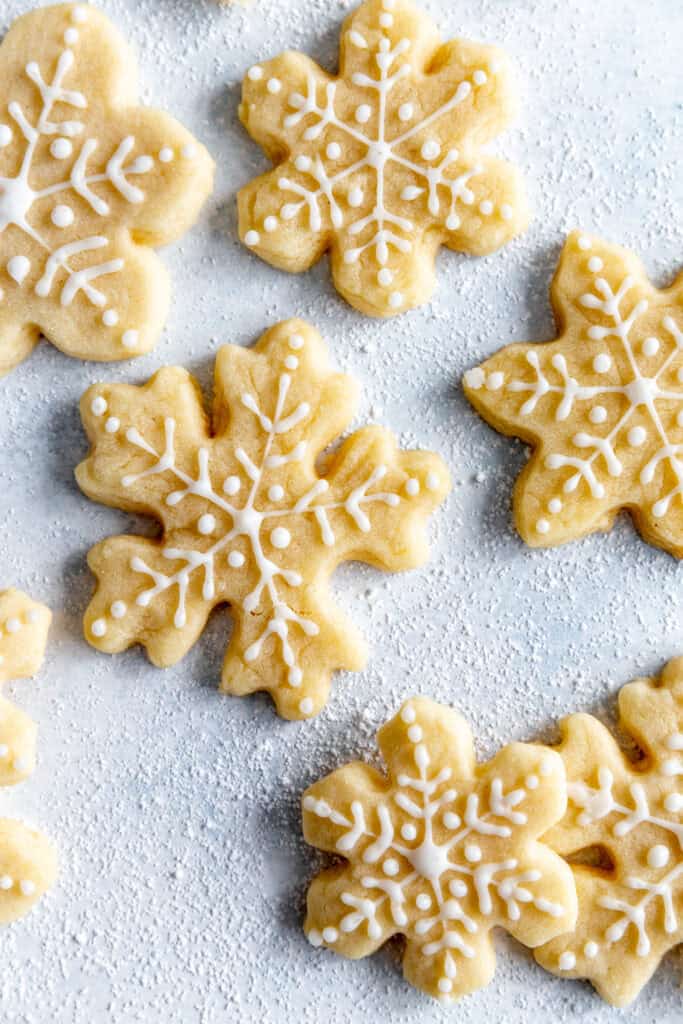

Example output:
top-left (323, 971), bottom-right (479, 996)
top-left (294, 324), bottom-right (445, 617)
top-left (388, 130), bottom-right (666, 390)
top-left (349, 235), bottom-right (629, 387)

top-left (0, 0), bottom-right (682, 1021)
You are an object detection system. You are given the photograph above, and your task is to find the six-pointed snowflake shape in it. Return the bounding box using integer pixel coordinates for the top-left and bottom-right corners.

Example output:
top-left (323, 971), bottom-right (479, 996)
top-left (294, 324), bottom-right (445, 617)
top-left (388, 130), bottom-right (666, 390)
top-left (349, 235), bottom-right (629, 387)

top-left (303, 697), bottom-right (576, 1001)
top-left (76, 319), bottom-right (449, 720)
top-left (536, 658), bottom-right (683, 1007)
top-left (0, 588), bottom-right (57, 925)
top-left (238, 0), bottom-right (527, 317)
top-left (464, 232), bottom-right (683, 556)
top-left (0, 3), bottom-right (213, 375)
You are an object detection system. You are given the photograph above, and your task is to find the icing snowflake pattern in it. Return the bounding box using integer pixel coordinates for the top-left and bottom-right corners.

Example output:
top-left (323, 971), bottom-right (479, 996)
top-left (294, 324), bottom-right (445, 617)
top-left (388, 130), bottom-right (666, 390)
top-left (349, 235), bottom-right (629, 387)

top-left (464, 232), bottom-right (683, 556)
top-left (536, 658), bottom-right (683, 1007)
top-left (76, 319), bottom-right (449, 720)
top-left (0, 589), bottom-right (56, 924)
top-left (0, 3), bottom-right (213, 374)
top-left (303, 698), bottom-right (576, 1001)
top-left (238, 0), bottom-right (527, 317)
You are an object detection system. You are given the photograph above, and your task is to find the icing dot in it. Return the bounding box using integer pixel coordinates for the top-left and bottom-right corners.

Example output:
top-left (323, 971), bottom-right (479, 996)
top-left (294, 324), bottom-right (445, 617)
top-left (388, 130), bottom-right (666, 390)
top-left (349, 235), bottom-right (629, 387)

top-left (401, 823), bottom-right (417, 840)
top-left (198, 514), bottom-right (216, 535)
top-left (664, 793), bottom-right (683, 812)
top-left (539, 755), bottom-right (554, 776)
top-left (628, 426), bottom-right (647, 447)
top-left (268, 485), bottom-right (285, 502)
top-left (416, 893), bottom-right (431, 910)
top-left (421, 140), bottom-right (440, 161)
top-left (284, 355), bottom-right (298, 370)
top-left (321, 926), bottom-right (338, 943)
top-left (642, 336), bottom-right (660, 356)
top-left (289, 333), bottom-right (304, 350)
top-left (465, 843), bottom-right (481, 863)
top-left (248, 65), bottom-right (263, 81)
top-left (264, 216), bottom-right (278, 232)
top-left (548, 498), bottom-right (562, 514)
top-left (64, 27), bottom-right (79, 45)
top-left (289, 666), bottom-right (302, 686)
top-left (51, 204), bottom-right (74, 228)
top-left (244, 230), bottom-right (260, 247)
top-left (389, 291), bottom-right (403, 309)
top-left (578, 236), bottom-right (592, 251)
top-left (91, 396), bottom-right (107, 416)
top-left (355, 104), bottom-right (372, 124)
top-left (122, 330), bottom-right (139, 350)
top-left (589, 405), bottom-right (607, 424)
top-left (348, 186), bottom-right (363, 208)
top-left (110, 601), bottom-right (127, 619)
top-left (19, 879), bottom-right (35, 896)
top-left (559, 952), bottom-right (576, 970)
top-left (5, 618), bottom-right (21, 633)
top-left (426, 472), bottom-right (439, 491)
top-left (442, 811), bottom-right (460, 829)
top-left (0, 125), bottom-right (12, 147)
top-left (588, 256), bottom-right (603, 272)
top-left (91, 619), bottom-right (107, 638)
top-left (299, 697), bottom-right (314, 715)
top-left (379, 12), bottom-right (393, 27)
top-left (593, 353), bottom-right (611, 373)
top-left (50, 137), bottom-right (72, 159)
top-left (377, 268), bottom-right (393, 286)
top-left (102, 309), bottom-right (119, 327)
top-left (536, 518), bottom-right (550, 534)
top-left (270, 527), bottom-right (291, 549)
top-left (526, 774), bottom-right (539, 789)
top-left (438, 978), bottom-right (452, 994)
top-left (72, 6), bottom-right (88, 23)
top-left (383, 858), bottom-right (399, 876)
top-left (479, 199), bottom-right (494, 215)
top-left (326, 142), bottom-right (341, 160)
top-left (464, 367), bottom-right (485, 390)
top-left (181, 144), bottom-right (196, 159)
top-left (0, 875), bottom-right (13, 890)
top-left (7, 255), bottom-right (30, 284)
top-left (401, 704), bottom-right (416, 724)
top-left (223, 475), bottom-right (240, 495)
top-left (105, 417), bottom-right (120, 435)
top-left (647, 844), bottom-right (670, 869)
top-left (267, 78), bottom-right (281, 94)
top-left (398, 103), bottom-right (414, 121)
top-left (500, 203), bottom-right (513, 220)
top-left (407, 724), bottom-right (422, 743)
top-left (159, 147), bottom-right (173, 163)
top-left (307, 929), bottom-right (322, 947)
top-left (667, 733), bottom-right (683, 750)
top-left (228, 551), bottom-right (245, 568)
top-left (584, 941), bottom-right (599, 959)
top-left (486, 371), bottom-right (504, 391)
top-left (404, 478), bottom-right (419, 496)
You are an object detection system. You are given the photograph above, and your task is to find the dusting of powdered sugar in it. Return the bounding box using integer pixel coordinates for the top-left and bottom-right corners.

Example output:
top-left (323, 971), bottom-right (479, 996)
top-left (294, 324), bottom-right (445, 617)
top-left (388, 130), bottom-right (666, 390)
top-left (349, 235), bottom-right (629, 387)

top-left (0, 0), bottom-right (681, 1021)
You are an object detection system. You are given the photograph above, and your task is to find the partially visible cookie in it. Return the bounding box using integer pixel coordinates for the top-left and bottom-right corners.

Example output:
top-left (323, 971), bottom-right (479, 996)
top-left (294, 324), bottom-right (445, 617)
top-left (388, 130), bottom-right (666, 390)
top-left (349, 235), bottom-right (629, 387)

top-left (0, 589), bottom-right (56, 925)
top-left (239, 0), bottom-right (527, 317)
top-left (0, 3), bottom-right (214, 375)
top-left (303, 697), bottom-right (576, 1001)
top-left (464, 232), bottom-right (683, 555)
top-left (536, 658), bottom-right (683, 1007)
top-left (77, 319), bottom-right (449, 719)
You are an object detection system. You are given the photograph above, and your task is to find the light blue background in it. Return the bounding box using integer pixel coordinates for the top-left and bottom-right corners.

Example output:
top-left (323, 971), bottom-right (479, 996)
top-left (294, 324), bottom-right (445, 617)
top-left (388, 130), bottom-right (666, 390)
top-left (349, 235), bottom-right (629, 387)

top-left (1, 0), bottom-right (682, 1020)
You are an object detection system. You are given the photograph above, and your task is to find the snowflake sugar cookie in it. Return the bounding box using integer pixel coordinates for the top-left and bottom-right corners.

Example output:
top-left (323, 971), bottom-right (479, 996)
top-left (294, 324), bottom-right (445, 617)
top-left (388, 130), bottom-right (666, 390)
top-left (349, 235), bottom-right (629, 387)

top-left (464, 232), bottom-right (683, 555)
top-left (238, 0), bottom-right (527, 317)
top-left (77, 319), bottom-right (449, 720)
top-left (303, 697), bottom-right (576, 1001)
top-left (0, 3), bottom-right (213, 375)
top-left (0, 589), bottom-right (57, 924)
top-left (536, 658), bottom-right (683, 1006)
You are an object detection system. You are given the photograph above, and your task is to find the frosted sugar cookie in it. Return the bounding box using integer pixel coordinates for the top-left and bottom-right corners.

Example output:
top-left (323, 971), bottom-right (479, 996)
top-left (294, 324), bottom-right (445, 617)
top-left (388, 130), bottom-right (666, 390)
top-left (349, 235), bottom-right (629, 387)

top-left (303, 697), bottom-right (576, 1001)
top-left (0, 589), bottom-right (57, 924)
top-left (77, 319), bottom-right (449, 720)
top-left (0, 3), bottom-right (214, 375)
top-left (238, 0), bottom-right (527, 317)
top-left (536, 658), bottom-right (683, 1006)
top-left (464, 232), bottom-right (683, 555)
